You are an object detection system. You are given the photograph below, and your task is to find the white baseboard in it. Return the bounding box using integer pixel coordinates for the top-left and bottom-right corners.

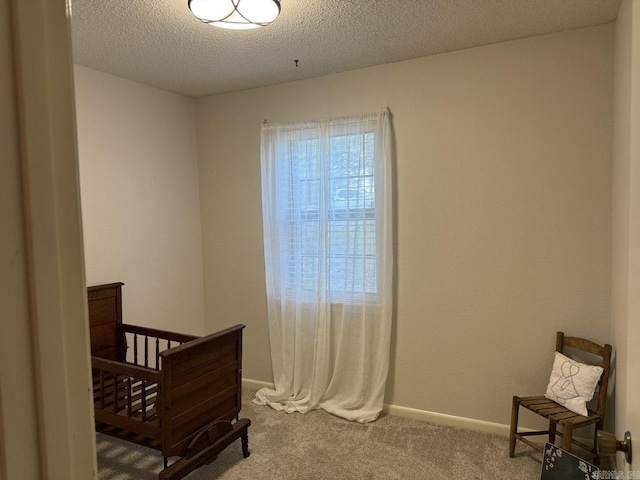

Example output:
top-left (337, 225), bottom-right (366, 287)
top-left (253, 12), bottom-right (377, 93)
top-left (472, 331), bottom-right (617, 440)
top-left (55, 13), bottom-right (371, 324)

top-left (382, 403), bottom-right (514, 437)
top-left (243, 378), bottom-right (275, 391)
top-left (243, 378), bottom-right (515, 436)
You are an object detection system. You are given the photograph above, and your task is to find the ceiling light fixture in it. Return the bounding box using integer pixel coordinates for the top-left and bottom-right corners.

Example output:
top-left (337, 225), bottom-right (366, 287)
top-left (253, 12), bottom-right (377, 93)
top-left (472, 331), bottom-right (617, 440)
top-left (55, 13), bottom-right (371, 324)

top-left (188, 0), bottom-right (281, 30)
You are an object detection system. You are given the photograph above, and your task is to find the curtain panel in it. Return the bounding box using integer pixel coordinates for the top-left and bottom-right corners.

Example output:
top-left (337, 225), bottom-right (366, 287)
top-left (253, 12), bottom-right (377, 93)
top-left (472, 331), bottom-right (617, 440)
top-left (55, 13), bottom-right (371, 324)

top-left (255, 111), bottom-right (393, 423)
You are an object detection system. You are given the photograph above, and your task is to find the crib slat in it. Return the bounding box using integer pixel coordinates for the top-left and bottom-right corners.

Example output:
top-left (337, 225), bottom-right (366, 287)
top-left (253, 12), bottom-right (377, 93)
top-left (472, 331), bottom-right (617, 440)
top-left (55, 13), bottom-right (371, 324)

top-left (100, 370), bottom-right (105, 409)
top-left (144, 336), bottom-right (149, 368)
top-left (127, 378), bottom-right (132, 417)
top-left (141, 380), bottom-right (147, 422)
top-left (113, 373), bottom-right (118, 413)
top-left (133, 333), bottom-right (138, 365)
top-left (156, 337), bottom-right (160, 370)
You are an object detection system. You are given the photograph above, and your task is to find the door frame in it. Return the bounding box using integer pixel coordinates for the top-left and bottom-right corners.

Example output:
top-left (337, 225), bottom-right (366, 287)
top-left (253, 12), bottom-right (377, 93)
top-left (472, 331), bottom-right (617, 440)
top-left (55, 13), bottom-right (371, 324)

top-left (3, 0), bottom-right (97, 477)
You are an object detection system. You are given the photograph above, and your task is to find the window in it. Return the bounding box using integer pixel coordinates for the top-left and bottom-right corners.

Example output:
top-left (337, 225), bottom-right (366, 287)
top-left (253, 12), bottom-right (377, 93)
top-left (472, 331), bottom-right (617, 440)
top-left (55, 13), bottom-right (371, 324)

top-left (261, 112), bottom-right (390, 304)
top-left (283, 131), bottom-right (377, 296)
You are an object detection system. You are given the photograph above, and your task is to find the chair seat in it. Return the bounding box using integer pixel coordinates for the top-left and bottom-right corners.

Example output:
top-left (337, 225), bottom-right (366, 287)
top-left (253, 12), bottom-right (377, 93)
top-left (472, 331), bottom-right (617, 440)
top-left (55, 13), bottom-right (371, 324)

top-left (518, 396), bottom-right (600, 427)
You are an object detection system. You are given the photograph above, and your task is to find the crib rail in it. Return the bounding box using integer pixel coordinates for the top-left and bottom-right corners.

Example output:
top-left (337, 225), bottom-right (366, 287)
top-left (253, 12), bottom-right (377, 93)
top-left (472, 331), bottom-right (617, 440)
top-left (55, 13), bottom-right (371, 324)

top-left (122, 324), bottom-right (198, 370)
top-left (92, 356), bottom-right (163, 441)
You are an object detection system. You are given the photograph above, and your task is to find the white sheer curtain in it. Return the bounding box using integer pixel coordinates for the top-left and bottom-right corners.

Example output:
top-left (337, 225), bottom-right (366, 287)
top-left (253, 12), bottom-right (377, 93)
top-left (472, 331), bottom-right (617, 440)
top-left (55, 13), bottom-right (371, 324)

top-left (255, 111), bottom-right (393, 423)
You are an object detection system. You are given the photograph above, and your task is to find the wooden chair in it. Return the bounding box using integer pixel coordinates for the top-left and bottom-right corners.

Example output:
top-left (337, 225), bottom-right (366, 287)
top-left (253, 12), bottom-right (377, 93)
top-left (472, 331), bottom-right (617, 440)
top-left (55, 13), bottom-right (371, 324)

top-left (509, 332), bottom-right (612, 464)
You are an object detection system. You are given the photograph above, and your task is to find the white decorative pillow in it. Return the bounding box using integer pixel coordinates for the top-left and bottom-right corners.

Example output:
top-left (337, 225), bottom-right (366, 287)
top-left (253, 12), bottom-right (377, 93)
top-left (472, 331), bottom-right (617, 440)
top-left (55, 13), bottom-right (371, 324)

top-left (544, 351), bottom-right (604, 416)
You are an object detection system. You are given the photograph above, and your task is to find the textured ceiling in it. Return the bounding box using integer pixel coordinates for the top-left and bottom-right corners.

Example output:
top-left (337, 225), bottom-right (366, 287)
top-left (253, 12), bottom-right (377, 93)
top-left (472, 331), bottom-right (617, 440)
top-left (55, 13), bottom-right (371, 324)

top-left (70, 0), bottom-right (621, 98)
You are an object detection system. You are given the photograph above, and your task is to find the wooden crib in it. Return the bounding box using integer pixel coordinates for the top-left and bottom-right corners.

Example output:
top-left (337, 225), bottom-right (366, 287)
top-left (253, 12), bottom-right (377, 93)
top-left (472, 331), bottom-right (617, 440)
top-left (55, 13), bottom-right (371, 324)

top-left (89, 282), bottom-right (251, 480)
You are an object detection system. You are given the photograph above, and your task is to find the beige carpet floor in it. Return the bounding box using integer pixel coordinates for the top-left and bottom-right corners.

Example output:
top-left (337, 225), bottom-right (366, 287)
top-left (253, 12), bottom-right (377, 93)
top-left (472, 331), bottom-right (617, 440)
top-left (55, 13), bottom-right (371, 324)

top-left (97, 388), bottom-right (543, 479)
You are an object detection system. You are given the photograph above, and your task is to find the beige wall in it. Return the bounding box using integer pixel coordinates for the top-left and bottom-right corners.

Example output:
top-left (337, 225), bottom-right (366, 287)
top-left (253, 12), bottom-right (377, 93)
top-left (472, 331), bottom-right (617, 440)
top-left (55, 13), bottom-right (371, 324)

top-left (75, 66), bottom-right (206, 335)
top-left (197, 25), bottom-right (614, 426)
top-left (613, 0), bottom-right (640, 469)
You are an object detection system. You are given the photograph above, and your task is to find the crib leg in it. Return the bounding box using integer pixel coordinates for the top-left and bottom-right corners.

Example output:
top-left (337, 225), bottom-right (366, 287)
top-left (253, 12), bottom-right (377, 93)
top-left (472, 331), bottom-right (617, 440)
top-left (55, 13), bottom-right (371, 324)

top-left (164, 457), bottom-right (168, 469)
top-left (241, 431), bottom-right (250, 458)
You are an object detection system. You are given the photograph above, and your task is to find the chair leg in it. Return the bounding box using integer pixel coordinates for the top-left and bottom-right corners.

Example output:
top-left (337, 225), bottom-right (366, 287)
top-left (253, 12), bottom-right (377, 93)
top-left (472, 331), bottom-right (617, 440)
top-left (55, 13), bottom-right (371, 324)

top-left (592, 422), bottom-right (601, 467)
top-left (549, 421), bottom-right (556, 444)
top-left (562, 422), bottom-right (573, 453)
top-left (509, 396), bottom-right (520, 457)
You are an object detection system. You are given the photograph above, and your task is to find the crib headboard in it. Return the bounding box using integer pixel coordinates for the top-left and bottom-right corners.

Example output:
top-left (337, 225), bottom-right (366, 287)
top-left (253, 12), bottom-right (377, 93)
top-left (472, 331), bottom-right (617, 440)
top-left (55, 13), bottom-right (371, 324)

top-left (88, 282), bottom-right (126, 361)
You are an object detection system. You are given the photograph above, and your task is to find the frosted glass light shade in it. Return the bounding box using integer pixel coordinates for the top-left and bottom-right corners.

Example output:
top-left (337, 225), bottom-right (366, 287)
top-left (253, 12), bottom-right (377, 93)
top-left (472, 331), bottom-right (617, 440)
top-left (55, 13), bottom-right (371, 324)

top-left (188, 0), bottom-right (281, 29)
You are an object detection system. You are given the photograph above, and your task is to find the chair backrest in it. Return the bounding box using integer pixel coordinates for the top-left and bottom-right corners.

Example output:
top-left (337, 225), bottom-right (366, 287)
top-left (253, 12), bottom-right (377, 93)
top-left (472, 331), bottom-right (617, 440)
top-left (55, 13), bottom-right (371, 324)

top-left (555, 331), bottom-right (612, 418)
